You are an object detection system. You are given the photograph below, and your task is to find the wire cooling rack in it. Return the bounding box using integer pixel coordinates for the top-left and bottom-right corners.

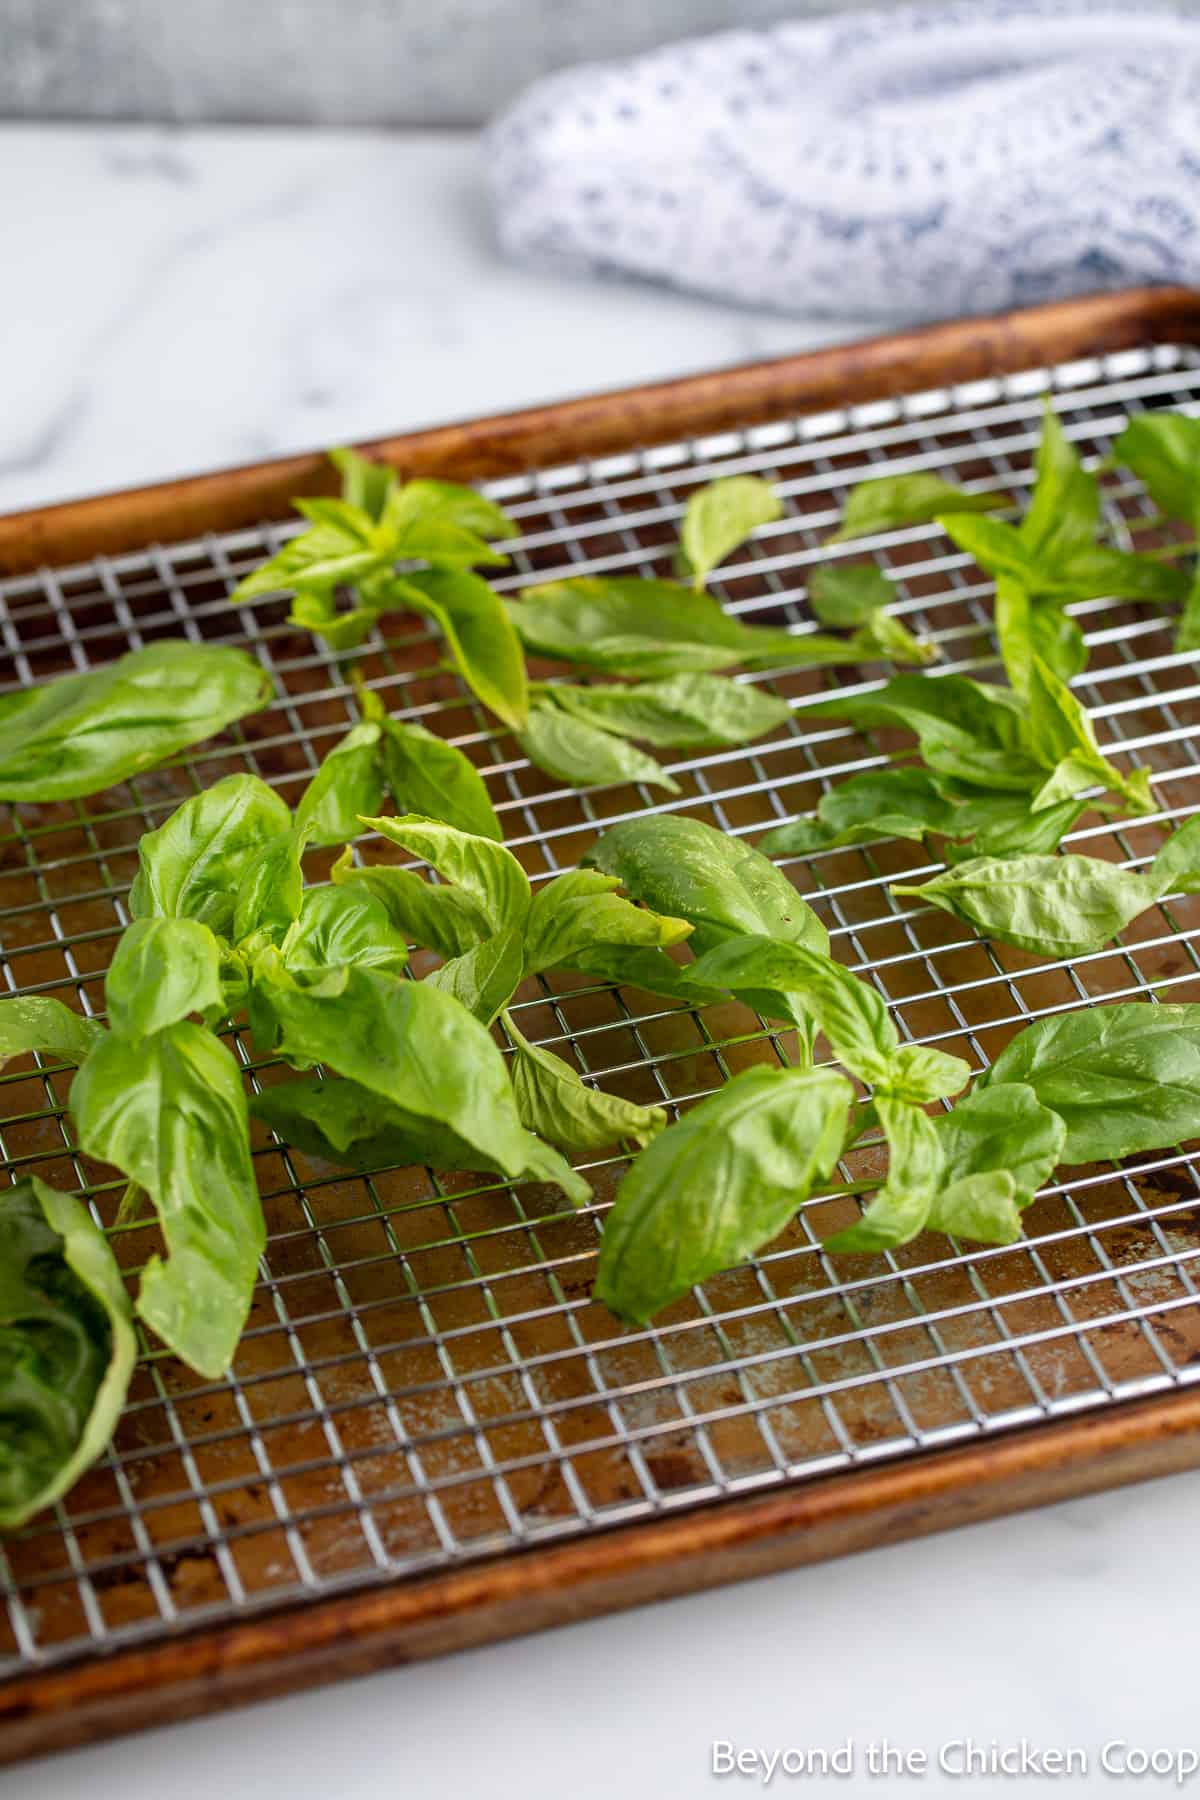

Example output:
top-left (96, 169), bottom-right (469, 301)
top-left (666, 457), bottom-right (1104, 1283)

top-left (4, 337), bottom-right (1200, 1687)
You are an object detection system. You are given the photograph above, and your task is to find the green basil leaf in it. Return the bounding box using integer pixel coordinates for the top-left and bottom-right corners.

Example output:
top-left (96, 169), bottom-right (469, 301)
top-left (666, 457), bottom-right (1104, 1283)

top-left (847, 608), bottom-right (937, 666)
top-left (1112, 412), bottom-right (1200, 521)
top-left (330, 849), bottom-right (492, 958)
top-left (508, 576), bottom-right (847, 678)
top-left (594, 1064), bottom-right (853, 1323)
top-left (229, 517), bottom-right (385, 604)
top-left (250, 1074), bottom-right (588, 1205)
top-left (829, 474), bottom-right (1007, 544)
top-left (518, 699), bottom-right (680, 793)
top-left (893, 851), bottom-right (1157, 957)
top-left (1178, 562), bottom-right (1200, 655)
top-left (0, 643), bottom-right (273, 804)
top-left (807, 674), bottom-right (1042, 793)
top-left (680, 475), bottom-right (783, 590)
top-left (524, 868), bottom-right (691, 976)
top-left (0, 996), bottom-right (105, 1070)
top-left (130, 774), bottom-right (293, 936)
top-left (392, 568), bottom-right (529, 731)
top-left (328, 445), bottom-right (397, 523)
top-left (822, 1095), bottom-right (942, 1252)
top-left (287, 586), bottom-right (381, 651)
top-left (689, 934), bottom-right (896, 1084)
top-left (564, 944), bottom-right (727, 1009)
top-left (585, 814), bottom-right (827, 958)
top-left (380, 718), bottom-right (502, 839)
top-left (809, 562), bottom-right (893, 626)
top-left (295, 721), bottom-right (386, 848)
top-left (926, 1171), bottom-right (1024, 1246)
top-left (1027, 657), bottom-right (1152, 813)
top-left (253, 960), bottom-right (541, 1183)
top-left (0, 1177), bottom-right (136, 1529)
top-left (384, 480), bottom-right (512, 568)
top-left (945, 506), bottom-right (1185, 609)
top-left (1147, 814), bottom-right (1200, 896)
top-left (71, 1021), bottom-right (264, 1379)
top-left (233, 824), bottom-right (309, 948)
top-left (932, 1080), bottom-right (1065, 1215)
top-left (982, 1002), bottom-right (1200, 1162)
top-left (425, 928), bottom-right (524, 1024)
top-left (882, 1042), bottom-right (972, 1105)
top-left (281, 884), bottom-right (410, 975)
top-left (105, 918), bottom-right (225, 1038)
top-left (363, 814), bottom-right (530, 934)
top-left (761, 768), bottom-right (959, 855)
top-left (941, 792), bottom-right (1086, 862)
top-left (1021, 404), bottom-right (1101, 564)
top-left (505, 1013), bottom-right (666, 1152)
top-left (545, 673), bottom-right (791, 749)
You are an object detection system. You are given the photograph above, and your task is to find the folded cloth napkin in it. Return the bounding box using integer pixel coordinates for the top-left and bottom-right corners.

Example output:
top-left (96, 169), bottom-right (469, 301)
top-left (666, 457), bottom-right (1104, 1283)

top-left (486, 0), bottom-right (1200, 320)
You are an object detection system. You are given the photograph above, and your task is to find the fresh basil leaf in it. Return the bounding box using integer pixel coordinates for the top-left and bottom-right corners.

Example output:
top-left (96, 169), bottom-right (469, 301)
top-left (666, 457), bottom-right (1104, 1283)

top-left (585, 814), bottom-right (827, 958)
top-left (253, 960), bottom-right (543, 1183)
top-left (545, 673), bottom-right (791, 749)
top-left (822, 1096), bottom-right (942, 1252)
top-left (524, 869), bottom-right (690, 976)
top-left (379, 717), bottom-right (502, 839)
top-left (71, 1021), bottom-right (264, 1379)
top-left (295, 721), bottom-right (386, 848)
top-left (0, 643), bottom-right (273, 804)
top-left (130, 774), bottom-right (292, 936)
top-left (564, 944), bottom-right (727, 1009)
top-left (944, 511), bottom-right (1186, 608)
top-left (1147, 814), bottom-right (1200, 896)
top-left (689, 935), bottom-right (895, 1084)
top-left (1026, 657), bottom-right (1152, 814)
top-left (761, 768), bottom-right (959, 855)
top-left (1112, 411), bottom-right (1200, 521)
top-left (328, 445), bottom-right (396, 522)
top-left (330, 848), bottom-right (491, 958)
top-left (982, 1002), bottom-right (1200, 1163)
top-left (1045, 544), bottom-right (1189, 606)
top-left (392, 567), bottom-right (529, 731)
top-left (250, 1074), bottom-right (589, 1205)
top-left (941, 792), bottom-right (1086, 862)
top-left (594, 1064), bottom-right (853, 1323)
top-left (883, 1041), bottom-right (973, 1105)
top-left (425, 928), bottom-right (524, 1025)
top-left (680, 475), bottom-right (783, 590)
top-left (233, 824), bottom-right (309, 949)
top-left (508, 576), bottom-right (849, 678)
top-left (384, 480), bottom-right (513, 569)
top-left (930, 1080), bottom-right (1065, 1229)
top-left (0, 1177), bottom-right (136, 1529)
top-left (926, 1171), bottom-right (1023, 1245)
top-left (287, 585), bottom-right (382, 651)
top-left (829, 474), bottom-right (1007, 544)
top-left (518, 699), bottom-right (680, 793)
top-left (809, 562), bottom-right (893, 626)
top-left (807, 674), bottom-right (1042, 793)
top-left (105, 918), bottom-right (224, 1038)
top-left (848, 608), bottom-right (938, 666)
top-left (363, 814), bottom-right (530, 934)
top-left (281, 884), bottom-right (410, 975)
top-left (1021, 404), bottom-right (1101, 564)
top-left (0, 996), bottom-right (105, 1070)
top-left (504, 1013), bottom-right (666, 1152)
top-left (230, 516), bottom-right (385, 605)
top-left (1179, 562), bottom-right (1200, 655)
top-left (893, 851), bottom-right (1157, 958)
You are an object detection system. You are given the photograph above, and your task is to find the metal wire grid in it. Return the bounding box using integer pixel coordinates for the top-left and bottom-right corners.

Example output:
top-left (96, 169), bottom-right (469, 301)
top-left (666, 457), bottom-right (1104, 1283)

top-left (3, 341), bottom-right (1200, 1678)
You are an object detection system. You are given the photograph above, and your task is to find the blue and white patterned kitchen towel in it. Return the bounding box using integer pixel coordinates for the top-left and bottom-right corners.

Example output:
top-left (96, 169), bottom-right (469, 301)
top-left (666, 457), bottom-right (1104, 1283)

top-left (486, 1), bottom-right (1200, 320)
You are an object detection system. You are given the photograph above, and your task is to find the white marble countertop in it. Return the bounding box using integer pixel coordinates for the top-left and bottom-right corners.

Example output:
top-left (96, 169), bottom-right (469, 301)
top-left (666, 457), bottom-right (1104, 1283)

top-left (7, 124), bottom-right (1200, 1798)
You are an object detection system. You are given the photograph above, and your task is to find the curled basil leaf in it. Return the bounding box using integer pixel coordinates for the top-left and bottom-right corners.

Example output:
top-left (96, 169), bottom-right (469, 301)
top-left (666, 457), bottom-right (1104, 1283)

top-left (823, 1095), bottom-right (942, 1253)
top-left (105, 918), bottom-right (224, 1038)
top-left (0, 1177), bottom-right (136, 1530)
top-left (295, 721), bottom-right (387, 848)
top-left (519, 698), bottom-right (680, 793)
top-left (363, 814), bottom-right (531, 934)
top-left (380, 717), bottom-right (502, 840)
top-left (281, 884), bottom-right (410, 975)
top-left (331, 848), bottom-right (491, 958)
top-left (130, 774), bottom-right (292, 935)
top-left (504, 1013), bottom-right (666, 1153)
top-left (925, 1082), bottom-right (1066, 1243)
top-left (543, 673), bottom-right (791, 750)
top-left (524, 868), bottom-right (691, 976)
top-left (392, 567), bottom-right (529, 732)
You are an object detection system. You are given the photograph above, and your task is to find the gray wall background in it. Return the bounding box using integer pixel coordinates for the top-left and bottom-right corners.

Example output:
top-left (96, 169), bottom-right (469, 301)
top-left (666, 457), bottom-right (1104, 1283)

top-left (0, 0), bottom-right (884, 125)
